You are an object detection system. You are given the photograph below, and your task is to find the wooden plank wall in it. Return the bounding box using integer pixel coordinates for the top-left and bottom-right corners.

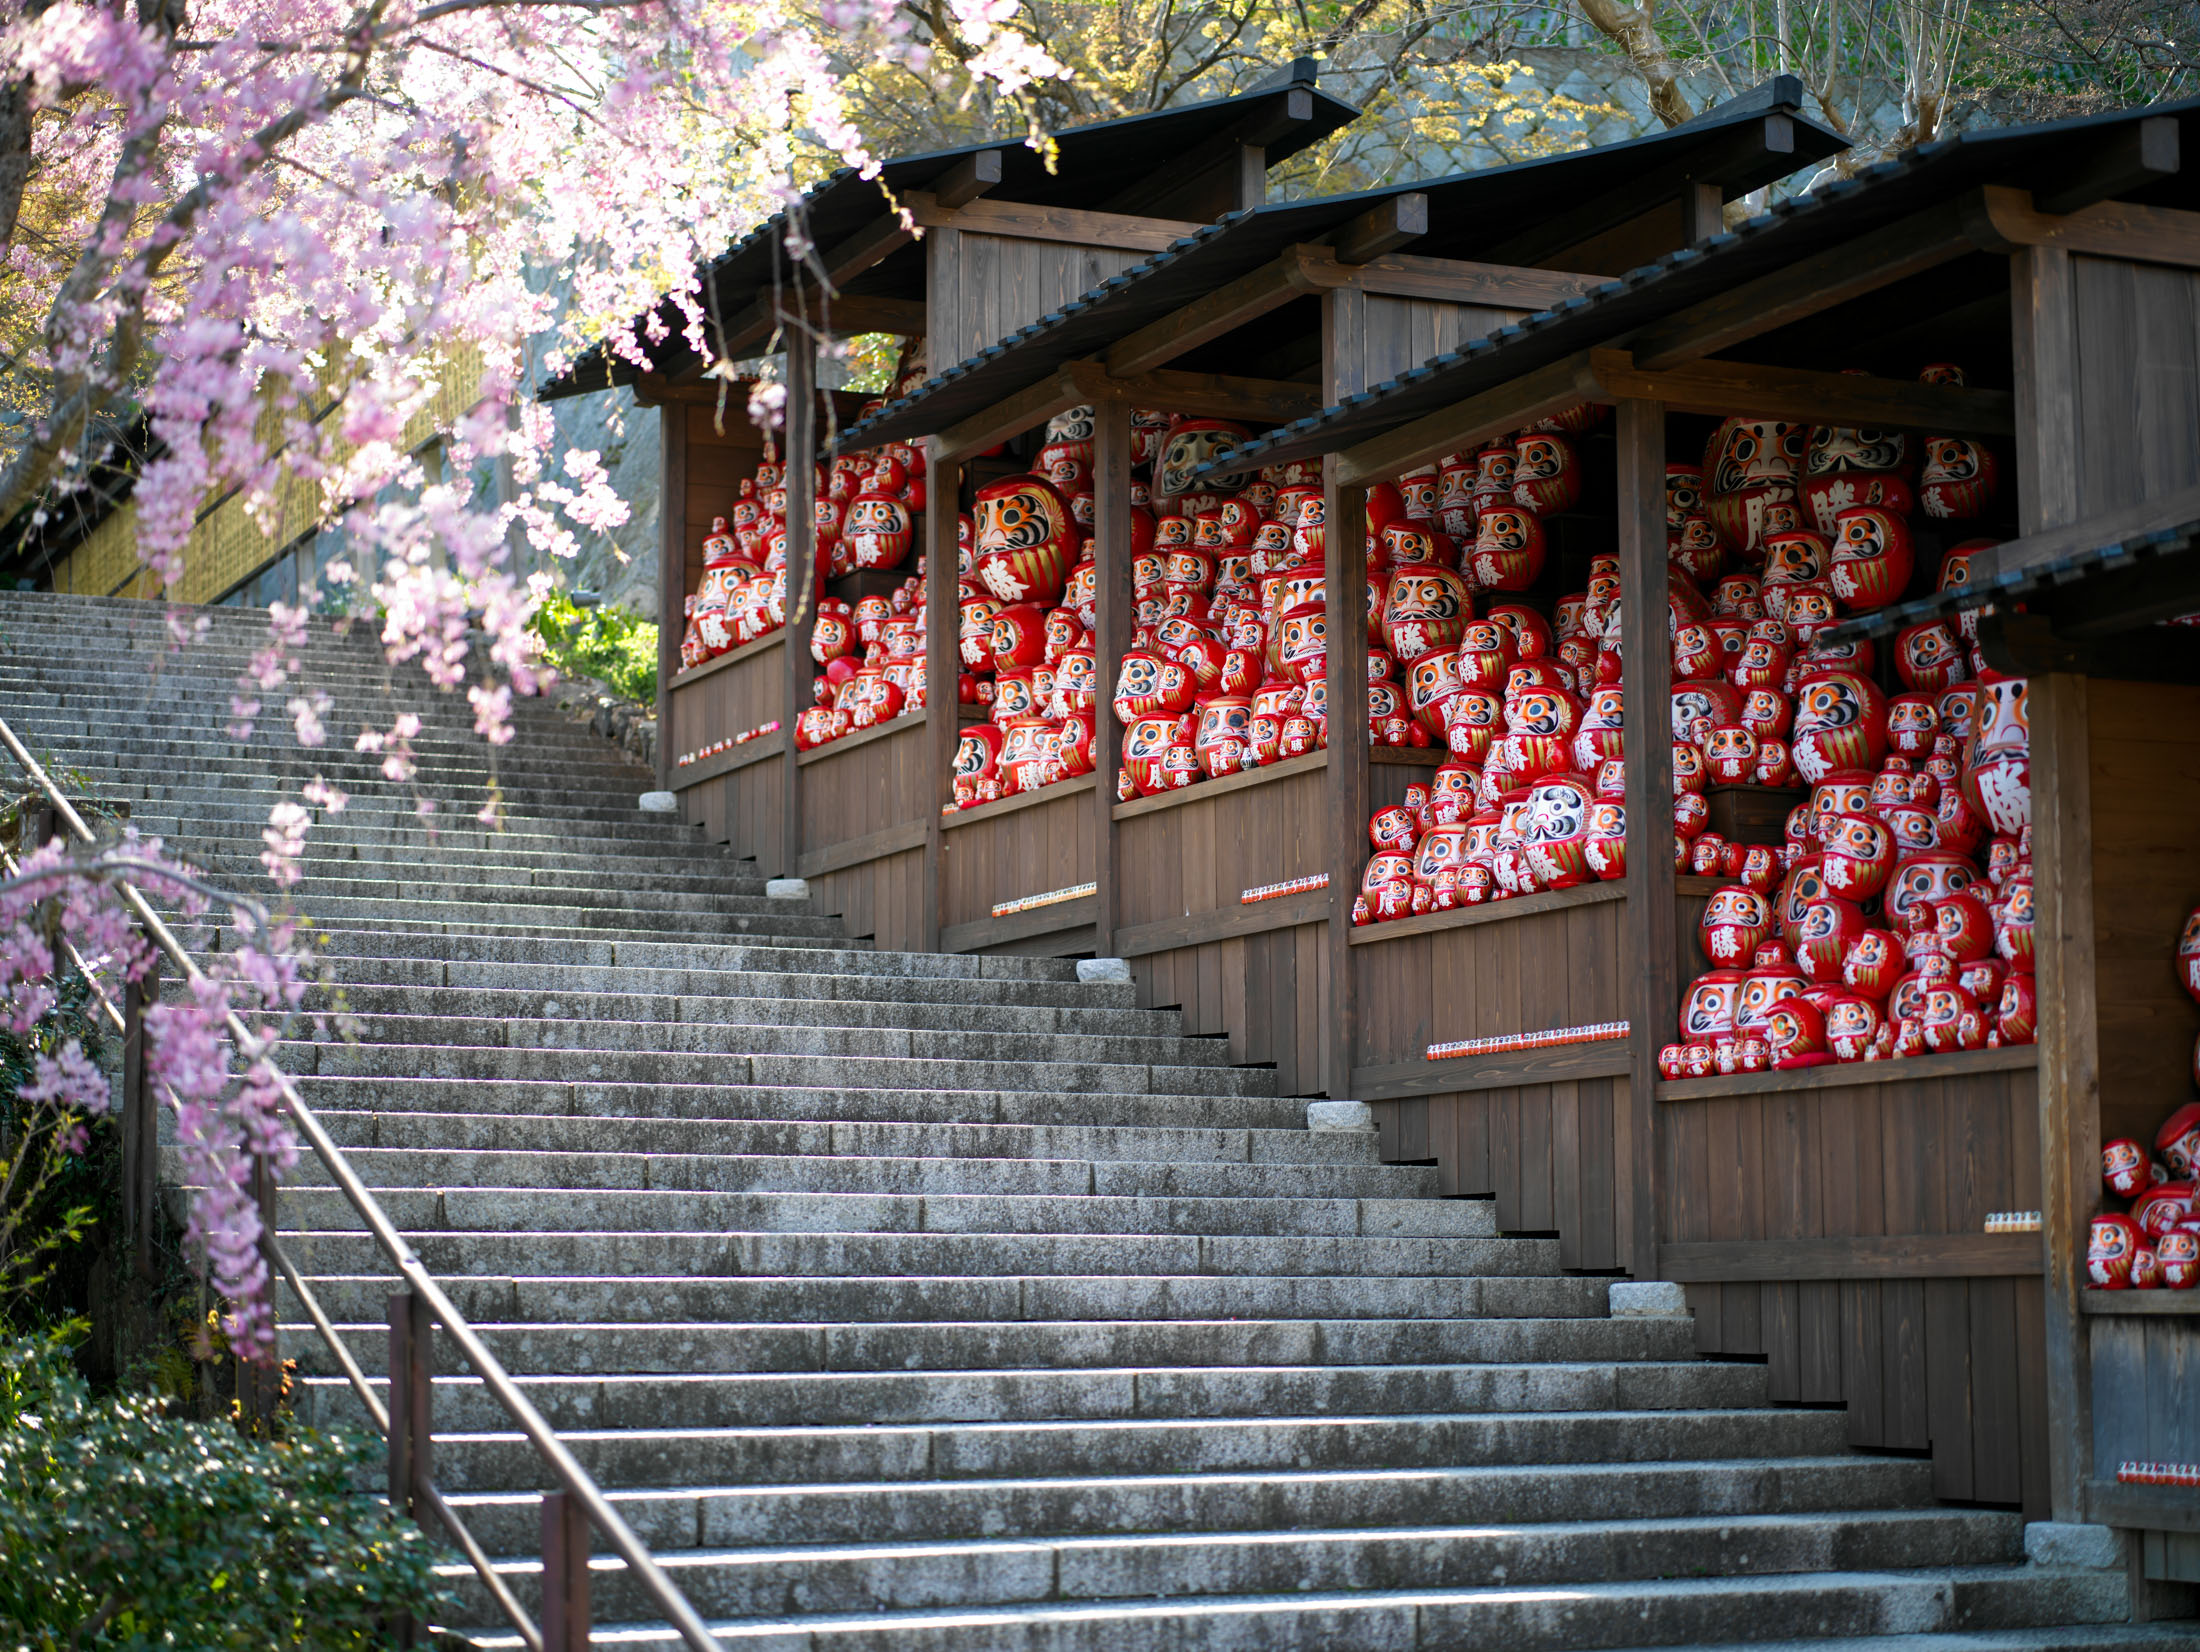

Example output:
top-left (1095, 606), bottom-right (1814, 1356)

top-left (940, 782), bottom-right (1098, 934)
top-left (2085, 676), bottom-right (2200, 1566)
top-left (1664, 1066), bottom-right (2049, 1511)
top-left (798, 719), bottom-right (932, 952)
top-left (932, 233), bottom-right (1144, 369)
top-left (1119, 754), bottom-right (1437, 1097)
top-left (1357, 891), bottom-right (1629, 1269)
top-left (2071, 257), bottom-right (2200, 518)
top-left (1354, 295), bottom-right (1524, 391)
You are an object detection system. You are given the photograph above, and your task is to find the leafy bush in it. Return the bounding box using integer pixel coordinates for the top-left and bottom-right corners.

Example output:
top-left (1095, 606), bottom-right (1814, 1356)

top-left (0, 1330), bottom-right (453, 1648)
top-left (529, 590), bottom-right (657, 705)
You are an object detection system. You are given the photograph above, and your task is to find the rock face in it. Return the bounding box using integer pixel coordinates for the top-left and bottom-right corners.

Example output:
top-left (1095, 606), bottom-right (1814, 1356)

top-left (10, 585), bottom-right (2188, 1648)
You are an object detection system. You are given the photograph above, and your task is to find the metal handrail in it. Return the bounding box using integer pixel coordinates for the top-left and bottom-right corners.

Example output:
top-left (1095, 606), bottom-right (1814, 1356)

top-left (0, 714), bottom-right (720, 1652)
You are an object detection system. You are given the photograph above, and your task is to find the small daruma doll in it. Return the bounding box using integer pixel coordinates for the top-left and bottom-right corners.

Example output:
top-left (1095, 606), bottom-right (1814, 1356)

top-left (1702, 885), bottom-right (1775, 966)
top-left (1828, 504), bottom-right (1914, 612)
top-left (2089, 1213), bottom-right (2146, 1288)
top-left (1791, 671), bottom-right (1887, 784)
top-left (1920, 435), bottom-right (2000, 520)
top-left (973, 473), bottom-right (1078, 607)
top-left (1470, 506), bottom-right (1547, 592)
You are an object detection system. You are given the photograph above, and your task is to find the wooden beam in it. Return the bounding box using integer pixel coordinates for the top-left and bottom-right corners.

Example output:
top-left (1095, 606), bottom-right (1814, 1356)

top-left (1104, 250), bottom-right (1334, 377)
top-left (1332, 350), bottom-right (1602, 486)
top-left (1660, 1234), bottom-right (2043, 1282)
top-left (1114, 888), bottom-right (1329, 957)
top-left (1330, 192), bottom-right (1429, 265)
top-left (1102, 86), bottom-right (1315, 218)
top-left (690, 212), bottom-right (921, 371)
top-left (1682, 180), bottom-right (1725, 245)
top-left (934, 366), bottom-right (1084, 463)
top-left (795, 819), bottom-right (927, 880)
top-left (1617, 396), bottom-right (1674, 1282)
top-left (1983, 610), bottom-right (2200, 683)
top-left (653, 402), bottom-right (685, 792)
top-left (1588, 349), bottom-right (2015, 436)
top-left (906, 191), bottom-right (1201, 254)
top-left (1324, 461), bottom-right (1370, 1101)
top-left (1968, 184), bottom-right (2200, 268)
top-left (778, 330), bottom-right (817, 881)
top-left (1345, 251), bottom-right (1602, 310)
top-left (1090, 401), bottom-right (1133, 958)
top-left (1354, 1044), bottom-right (1631, 1101)
top-left (940, 897), bottom-right (1099, 954)
top-left (2033, 115), bottom-right (2180, 215)
top-left (1483, 113), bottom-right (1793, 268)
top-left (1064, 361), bottom-right (1321, 424)
top-left (1630, 201), bottom-right (1988, 371)
top-left (922, 445), bottom-right (962, 952)
top-left (930, 148), bottom-right (1004, 210)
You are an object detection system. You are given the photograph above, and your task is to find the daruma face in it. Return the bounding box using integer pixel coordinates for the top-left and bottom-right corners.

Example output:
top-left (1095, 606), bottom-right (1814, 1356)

top-left (1829, 505), bottom-right (1914, 611)
top-left (1156, 419), bottom-right (1250, 503)
top-left (973, 475), bottom-right (1076, 606)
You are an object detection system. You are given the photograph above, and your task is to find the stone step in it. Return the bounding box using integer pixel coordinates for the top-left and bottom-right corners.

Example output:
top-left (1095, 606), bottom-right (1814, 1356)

top-left (304, 929), bottom-right (1081, 984)
top-left (307, 957), bottom-right (1140, 1011)
top-left (287, 1313), bottom-right (1699, 1380)
top-left (274, 1228), bottom-right (1562, 1281)
top-left (283, 1043), bottom-right (1275, 1099)
top-left (301, 1106), bottom-right (1366, 1166)
top-left (442, 1456), bottom-right (1935, 1555)
top-left (268, 1145), bottom-right (1433, 1202)
top-left (446, 1508), bottom-right (2026, 1626)
top-left (132, 810), bottom-right (716, 852)
top-left (254, 905), bottom-right (844, 946)
top-left (317, 985), bottom-right (1184, 1040)
top-left (277, 1268), bottom-right (1592, 1327)
top-left (297, 1359), bottom-right (1773, 1436)
top-left (493, 1567), bottom-right (2137, 1652)
top-left (285, 1077), bottom-right (1305, 1132)
top-left (406, 1408), bottom-right (1858, 1497)
top-left (255, 1182), bottom-right (1484, 1241)
top-left (320, 1014), bottom-right (1242, 1072)
top-left (15, 736), bottom-right (648, 787)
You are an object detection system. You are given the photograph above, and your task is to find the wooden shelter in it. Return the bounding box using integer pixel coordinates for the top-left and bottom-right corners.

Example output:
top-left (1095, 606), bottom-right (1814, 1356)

top-left (1189, 93), bottom-right (2200, 1566)
top-left (537, 61), bottom-right (1357, 917)
top-left (825, 77), bottom-right (1841, 1060)
top-left (567, 70), bottom-right (2200, 1569)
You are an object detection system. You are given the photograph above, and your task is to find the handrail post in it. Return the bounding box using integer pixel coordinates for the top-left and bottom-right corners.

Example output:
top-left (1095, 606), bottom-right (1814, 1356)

top-left (387, 1290), bottom-right (434, 1647)
top-left (540, 1491), bottom-right (591, 1651)
top-left (240, 1151), bottom-right (281, 1432)
top-left (120, 946), bottom-right (160, 1283)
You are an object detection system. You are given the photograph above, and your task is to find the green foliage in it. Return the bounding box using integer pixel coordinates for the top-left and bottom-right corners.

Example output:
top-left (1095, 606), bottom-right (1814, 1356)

top-left (0, 1330), bottom-right (454, 1649)
top-left (529, 589), bottom-right (658, 706)
top-left (0, 869), bottom-right (115, 1326)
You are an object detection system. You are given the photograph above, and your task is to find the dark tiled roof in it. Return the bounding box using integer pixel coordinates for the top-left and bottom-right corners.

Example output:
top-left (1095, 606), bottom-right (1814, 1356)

top-left (834, 78), bottom-right (1846, 451)
top-left (1199, 94), bottom-right (2200, 477)
top-left (539, 71), bottom-right (1358, 400)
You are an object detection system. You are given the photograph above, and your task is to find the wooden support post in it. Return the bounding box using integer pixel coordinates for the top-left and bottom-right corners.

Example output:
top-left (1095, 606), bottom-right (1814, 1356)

top-left (655, 402), bottom-right (685, 792)
top-left (2011, 241), bottom-right (2094, 1524)
top-left (1090, 400), bottom-right (1133, 958)
top-left (120, 947), bottom-right (160, 1284)
top-left (2033, 669), bottom-right (2098, 1524)
top-left (922, 446), bottom-right (963, 951)
top-left (1323, 462), bottom-right (1369, 1101)
top-left (1682, 181), bottom-right (1725, 245)
top-left (240, 1152), bottom-right (281, 1433)
top-left (779, 326), bottom-right (818, 881)
top-left (386, 1291), bottom-right (433, 1518)
top-left (1616, 397), bottom-right (1675, 1279)
top-left (539, 1491), bottom-right (592, 1651)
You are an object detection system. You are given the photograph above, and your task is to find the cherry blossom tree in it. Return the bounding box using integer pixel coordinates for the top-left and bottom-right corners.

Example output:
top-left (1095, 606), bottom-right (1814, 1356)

top-left (0, 0), bottom-right (1058, 1352)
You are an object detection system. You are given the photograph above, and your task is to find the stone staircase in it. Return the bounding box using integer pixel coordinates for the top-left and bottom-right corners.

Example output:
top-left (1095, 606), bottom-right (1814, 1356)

top-left (4, 586), bottom-right (2194, 1651)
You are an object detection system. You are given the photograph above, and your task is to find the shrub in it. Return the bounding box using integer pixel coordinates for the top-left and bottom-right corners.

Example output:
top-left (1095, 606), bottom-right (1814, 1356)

top-left (529, 590), bottom-right (657, 705)
top-left (0, 1330), bottom-right (453, 1648)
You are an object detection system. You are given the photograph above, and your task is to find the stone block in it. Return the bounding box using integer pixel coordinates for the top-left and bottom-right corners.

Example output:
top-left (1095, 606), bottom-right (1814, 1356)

top-left (1307, 1100), bottom-right (1375, 1132)
top-left (638, 790), bottom-right (678, 812)
top-left (2024, 1520), bottom-right (2129, 1569)
top-left (1075, 958), bottom-right (1133, 984)
top-left (765, 878), bottom-right (810, 900)
top-left (1609, 1281), bottom-right (1690, 1318)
